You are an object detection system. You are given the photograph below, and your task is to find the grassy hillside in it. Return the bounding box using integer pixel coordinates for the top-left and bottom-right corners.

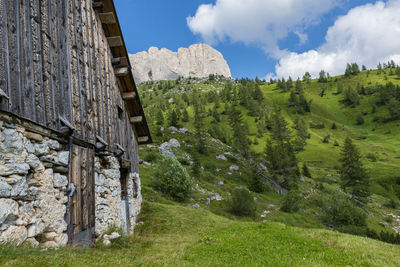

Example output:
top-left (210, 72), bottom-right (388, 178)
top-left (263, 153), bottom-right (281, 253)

top-left (138, 67), bottom-right (400, 238)
top-left (1, 67), bottom-right (400, 266)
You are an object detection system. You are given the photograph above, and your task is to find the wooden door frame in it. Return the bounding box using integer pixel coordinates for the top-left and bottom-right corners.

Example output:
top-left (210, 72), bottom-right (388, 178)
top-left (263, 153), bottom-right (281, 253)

top-left (66, 137), bottom-right (96, 246)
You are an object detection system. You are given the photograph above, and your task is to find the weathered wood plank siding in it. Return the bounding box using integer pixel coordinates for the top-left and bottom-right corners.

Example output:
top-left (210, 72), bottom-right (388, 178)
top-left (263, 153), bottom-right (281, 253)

top-left (0, 0), bottom-right (147, 165)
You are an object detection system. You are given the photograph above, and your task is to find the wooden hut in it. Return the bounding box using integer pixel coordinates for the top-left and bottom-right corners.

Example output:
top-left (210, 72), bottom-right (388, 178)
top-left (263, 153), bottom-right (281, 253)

top-left (0, 0), bottom-right (150, 247)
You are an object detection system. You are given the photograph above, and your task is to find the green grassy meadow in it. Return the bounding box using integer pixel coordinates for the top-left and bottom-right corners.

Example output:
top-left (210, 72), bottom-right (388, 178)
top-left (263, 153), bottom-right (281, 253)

top-left (1, 68), bottom-right (400, 266)
top-left (1, 201), bottom-right (400, 266)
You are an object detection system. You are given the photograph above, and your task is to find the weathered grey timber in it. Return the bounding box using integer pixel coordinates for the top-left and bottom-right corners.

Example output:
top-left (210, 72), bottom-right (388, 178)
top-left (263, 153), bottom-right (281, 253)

top-left (0, 0), bottom-right (150, 247)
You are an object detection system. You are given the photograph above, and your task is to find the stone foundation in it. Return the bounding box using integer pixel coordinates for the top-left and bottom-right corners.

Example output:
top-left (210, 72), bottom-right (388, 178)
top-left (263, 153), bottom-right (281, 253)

top-left (0, 119), bottom-right (142, 247)
top-left (0, 121), bottom-right (69, 247)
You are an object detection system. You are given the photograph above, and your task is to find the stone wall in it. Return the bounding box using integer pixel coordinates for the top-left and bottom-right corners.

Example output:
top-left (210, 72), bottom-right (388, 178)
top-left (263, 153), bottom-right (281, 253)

top-left (0, 121), bottom-right (69, 247)
top-left (128, 172), bottom-right (142, 231)
top-left (94, 154), bottom-right (142, 237)
top-left (0, 118), bottom-right (143, 247)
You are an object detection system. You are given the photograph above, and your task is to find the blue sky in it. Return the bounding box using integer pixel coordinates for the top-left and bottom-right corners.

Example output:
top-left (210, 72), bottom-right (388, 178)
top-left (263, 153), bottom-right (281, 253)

top-left (115, 0), bottom-right (399, 79)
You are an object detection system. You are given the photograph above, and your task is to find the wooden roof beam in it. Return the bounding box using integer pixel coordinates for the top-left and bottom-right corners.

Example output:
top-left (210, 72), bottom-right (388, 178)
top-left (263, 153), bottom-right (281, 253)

top-left (111, 57), bottom-right (129, 67)
top-left (122, 91), bottom-right (136, 100)
top-left (138, 136), bottom-right (149, 143)
top-left (99, 12), bottom-right (116, 24)
top-left (115, 67), bottom-right (130, 77)
top-left (95, 135), bottom-right (108, 150)
top-left (107, 36), bottom-right (123, 47)
top-left (92, 1), bottom-right (104, 10)
top-left (130, 116), bottom-right (143, 124)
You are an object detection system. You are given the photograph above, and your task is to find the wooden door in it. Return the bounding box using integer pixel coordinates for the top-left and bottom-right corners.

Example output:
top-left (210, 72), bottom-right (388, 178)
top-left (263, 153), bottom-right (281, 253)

top-left (67, 144), bottom-right (95, 247)
top-left (120, 168), bottom-right (131, 233)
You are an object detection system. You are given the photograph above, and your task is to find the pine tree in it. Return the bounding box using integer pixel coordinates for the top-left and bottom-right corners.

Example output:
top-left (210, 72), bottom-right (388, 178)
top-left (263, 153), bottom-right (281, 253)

top-left (229, 106), bottom-right (250, 157)
top-left (298, 93), bottom-right (310, 113)
top-left (388, 98), bottom-right (400, 120)
top-left (343, 87), bottom-right (360, 106)
top-left (265, 107), bottom-right (300, 189)
top-left (345, 63), bottom-right (352, 77)
top-left (289, 90), bottom-right (299, 107)
top-left (287, 76), bottom-right (293, 89)
top-left (351, 63), bottom-right (360, 75)
top-left (176, 108), bottom-right (181, 119)
top-left (303, 72), bottom-right (312, 83)
top-left (295, 78), bottom-right (303, 93)
top-left (194, 104), bottom-right (206, 154)
top-left (168, 109), bottom-right (179, 127)
top-left (182, 108), bottom-right (189, 122)
top-left (249, 167), bottom-right (266, 193)
top-left (340, 137), bottom-right (370, 203)
top-left (156, 109), bottom-right (164, 126)
top-left (318, 70), bottom-right (327, 83)
top-left (253, 84), bottom-right (264, 101)
top-left (212, 104), bottom-right (220, 122)
top-left (302, 163), bottom-right (311, 178)
top-left (293, 117), bottom-right (308, 151)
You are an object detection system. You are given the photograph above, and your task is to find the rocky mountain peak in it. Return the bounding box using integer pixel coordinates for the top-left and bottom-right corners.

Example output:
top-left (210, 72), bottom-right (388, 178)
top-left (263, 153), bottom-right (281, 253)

top-left (129, 44), bottom-right (232, 83)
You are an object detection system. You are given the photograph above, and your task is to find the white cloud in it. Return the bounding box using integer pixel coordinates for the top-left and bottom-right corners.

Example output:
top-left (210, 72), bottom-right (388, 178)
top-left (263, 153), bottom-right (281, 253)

top-left (276, 0), bottom-right (400, 78)
top-left (187, 0), bottom-right (340, 58)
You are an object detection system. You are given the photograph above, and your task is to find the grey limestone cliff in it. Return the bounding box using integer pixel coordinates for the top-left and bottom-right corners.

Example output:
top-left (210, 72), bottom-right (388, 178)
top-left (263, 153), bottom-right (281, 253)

top-left (129, 44), bottom-right (231, 83)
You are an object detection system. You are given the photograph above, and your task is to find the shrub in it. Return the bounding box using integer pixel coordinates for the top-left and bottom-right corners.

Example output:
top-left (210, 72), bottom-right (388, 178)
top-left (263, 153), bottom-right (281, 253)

top-left (309, 121), bottom-right (325, 129)
top-left (366, 153), bottom-right (378, 162)
top-left (302, 163), bottom-right (311, 178)
top-left (280, 191), bottom-right (302, 213)
top-left (177, 156), bottom-right (191, 166)
top-left (143, 151), bottom-right (160, 163)
top-left (322, 134), bottom-right (331, 143)
top-left (379, 231), bottom-right (400, 244)
top-left (200, 171), bottom-right (216, 183)
top-left (153, 154), bottom-right (195, 201)
top-left (337, 225), bottom-right (367, 237)
top-left (229, 188), bottom-right (256, 216)
top-left (249, 172), bottom-right (268, 193)
top-left (356, 114), bottom-right (364, 125)
top-left (203, 161), bottom-right (217, 171)
top-left (384, 198), bottom-right (399, 209)
top-left (321, 191), bottom-right (367, 227)
top-left (333, 140), bottom-right (340, 147)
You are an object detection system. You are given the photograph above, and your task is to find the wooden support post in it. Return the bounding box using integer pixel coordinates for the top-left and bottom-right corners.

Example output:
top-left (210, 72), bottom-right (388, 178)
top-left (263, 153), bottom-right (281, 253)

top-left (130, 116), bottom-right (143, 124)
top-left (122, 91), bottom-right (136, 100)
top-left (107, 36), bottom-right (123, 47)
top-left (99, 12), bottom-right (116, 24)
top-left (120, 159), bottom-right (131, 169)
top-left (138, 136), bottom-right (149, 143)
